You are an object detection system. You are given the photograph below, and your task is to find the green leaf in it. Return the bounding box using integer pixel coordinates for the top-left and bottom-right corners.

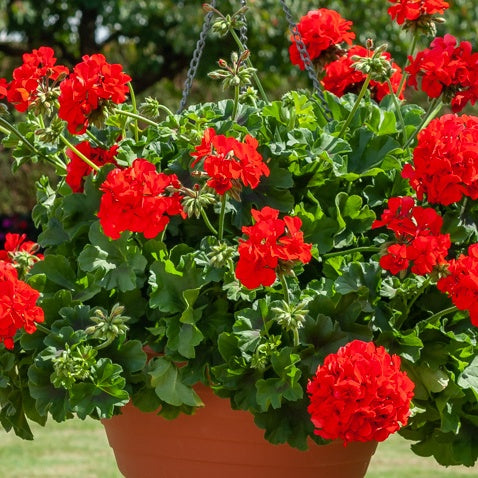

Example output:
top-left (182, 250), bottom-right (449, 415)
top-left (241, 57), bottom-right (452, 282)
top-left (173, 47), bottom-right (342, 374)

top-left (78, 222), bottom-right (147, 292)
top-left (348, 128), bottom-right (400, 174)
top-left (149, 253), bottom-right (206, 313)
top-left (148, 357), bottom-right (203, 407)
top-left (29, 255), bottom-right (76, 290)
top-left (458, 356), bottom-right (478, 391)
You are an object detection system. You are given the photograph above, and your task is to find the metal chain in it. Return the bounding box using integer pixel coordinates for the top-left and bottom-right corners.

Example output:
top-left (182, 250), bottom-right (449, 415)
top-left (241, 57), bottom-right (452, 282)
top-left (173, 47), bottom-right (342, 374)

top-left (279, 0), bottom-right (331, 118)
top-left (177, 0), bottom-right (218, 113)
top-left (239, 0), bottom-right (248, 51)
top-left (239, 0), bottom-right (249, 93)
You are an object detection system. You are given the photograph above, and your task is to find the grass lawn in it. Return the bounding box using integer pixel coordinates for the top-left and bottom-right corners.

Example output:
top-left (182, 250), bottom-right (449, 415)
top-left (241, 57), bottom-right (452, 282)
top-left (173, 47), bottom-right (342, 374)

top-left (1, 418), bottom-right (477, 477)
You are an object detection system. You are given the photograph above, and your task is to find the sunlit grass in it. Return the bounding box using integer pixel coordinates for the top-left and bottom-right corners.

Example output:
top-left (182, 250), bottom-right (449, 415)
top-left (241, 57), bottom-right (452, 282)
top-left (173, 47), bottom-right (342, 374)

top-left (1, 418), bottom-right (477, 477)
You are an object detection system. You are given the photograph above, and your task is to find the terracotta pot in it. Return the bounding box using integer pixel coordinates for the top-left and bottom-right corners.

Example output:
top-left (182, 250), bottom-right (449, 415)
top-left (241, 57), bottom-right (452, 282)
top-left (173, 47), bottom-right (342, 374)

top-left (102, 385), bottom-right (377, 478)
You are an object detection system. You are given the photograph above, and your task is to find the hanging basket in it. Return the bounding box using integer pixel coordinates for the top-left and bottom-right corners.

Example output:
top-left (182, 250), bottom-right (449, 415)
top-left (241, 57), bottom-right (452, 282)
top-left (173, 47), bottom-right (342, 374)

top-left (102, 385), bottom-right (377, 478)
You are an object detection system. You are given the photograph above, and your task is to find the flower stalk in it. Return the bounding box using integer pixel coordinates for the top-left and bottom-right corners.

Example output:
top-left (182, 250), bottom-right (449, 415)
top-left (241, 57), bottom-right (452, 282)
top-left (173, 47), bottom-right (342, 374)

top-left (337, 73), bottom-right (372, 139)
top-left (59, 134), bottom-right (100, 172)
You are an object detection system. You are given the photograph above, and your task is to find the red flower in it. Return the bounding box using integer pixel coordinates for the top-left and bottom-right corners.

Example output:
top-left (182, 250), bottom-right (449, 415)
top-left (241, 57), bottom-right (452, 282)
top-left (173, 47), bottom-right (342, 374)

top-left (437, 244), bottom-right (478, 325)
top-left (307, 340), bottom-right (414, 445)
top-left (191, 128), bottom-right (269, 196)
top-left (406, 35), bottom-right (478, 113)
top-left (66, 141), bottom-right (119, 193)
top-left (58, 54), bottom-right (131, 135)
top-left (0, 261), bottom-right (44, 350)
top-left (0, 233), bottom-right (43, 267)
top-left (5, 46), bottom-right (68, 112)
top-left (289, 9), bottom-right (355, 70)
top-left (323, 45), bottom-right (404, 101)
top-left (235, 207), bottom-right (312, 289)
top-left (372, 197), bottom-right (450, 275)
top-left (388, 0), bottom-right (449, 25)
top-left (98, 159), bottom-right (186, 240)
top-left (380, 244), bottom-right (409, 275)
top-left (0, 78), bottom-right (8, 98)
top-left (402, 114), bottom-right (478, 205)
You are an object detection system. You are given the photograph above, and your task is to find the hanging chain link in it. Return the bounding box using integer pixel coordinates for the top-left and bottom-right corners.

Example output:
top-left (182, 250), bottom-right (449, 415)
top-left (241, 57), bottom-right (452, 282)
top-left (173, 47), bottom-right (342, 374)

top-left (177, 0), bottom-right (218, 113)
top-left (179, 0), bottom-right (331, 118)
top-left (239, 0), bottom-right (249, 93)
top-left (239, 0), bottom-right (248, 50)
top-left (279, 0), bottom-right (331, 118)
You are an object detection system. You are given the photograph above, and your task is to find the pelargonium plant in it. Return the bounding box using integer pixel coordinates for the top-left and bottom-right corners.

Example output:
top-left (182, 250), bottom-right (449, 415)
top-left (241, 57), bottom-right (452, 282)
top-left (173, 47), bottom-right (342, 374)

top-left (0, 1), bottom-right (477, 468)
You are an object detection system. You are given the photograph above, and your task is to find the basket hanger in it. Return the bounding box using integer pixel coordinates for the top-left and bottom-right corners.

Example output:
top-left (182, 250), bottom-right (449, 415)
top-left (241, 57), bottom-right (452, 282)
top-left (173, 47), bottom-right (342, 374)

top-left (178, 0), bottom-right (330, 118)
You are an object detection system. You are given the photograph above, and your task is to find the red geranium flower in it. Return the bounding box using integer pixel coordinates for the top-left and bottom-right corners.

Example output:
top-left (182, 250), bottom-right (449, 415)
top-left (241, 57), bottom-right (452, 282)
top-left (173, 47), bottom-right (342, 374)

top-left (289, 8), bottom-right (355, 70)
top-left (307, 340), bottom-right (414, 445)
top-left (4, 46), bottom-right (68, 112)
top-left (66, 141), bottom-right (119, 193)
top-left (191, 127), bottom-right (269, 196)
top-left (58, 54), bottom-right (131, 135)
top-left (235, 206), bottom-right (312, 289)
top-left (388, 0), bottom-right (449, 25)
top-left (0, 261), bottom-right (44, 350)
top-left (0, 233), bottom-right (43, 269)
top-left (402, 114), bottom-right (478, 205)
top-left (98, 159), bottom-right (186, 240)
top-left (438, 244), bottom-right (478, 326)
top-left (0, 78), bottom-right (8, 98)
top-left (372, 197), bottom-right (450, 275)
top-left (406, 35), bottom-right (478, 113)
top-left (323, 45), bottom-right (404, 101)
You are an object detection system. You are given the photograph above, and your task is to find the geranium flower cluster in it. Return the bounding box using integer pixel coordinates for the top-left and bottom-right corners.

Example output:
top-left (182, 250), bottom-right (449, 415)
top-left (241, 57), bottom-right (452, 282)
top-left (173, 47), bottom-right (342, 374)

top-left (322, 45), bottom-right (404, 102)
top-left (372, 196), bottom-right (450, 275)
top-left (289, 8), bottom-right (355, 70)
top-left (98, 159), bottom-right (186, 240)
top-left (406, 34), bottom-right (478, 113)
top-left (403, 114), bottom-right (478, 205)
top-left (387, 0), bottom-right (449, 25)
top-left (0, 235), bottom-right (44, 350)
top-left (191, 127), bottom-right (270, 196)
top-left (0, 46), bottom-right (68, 112)
top-left (58, 53), bottom-right (131, 134)
top-left (307, 340), bottom-right (415, 445)
top-left (235, 206), bottom-right (312, 289)
top-left (289, 9), bottom-right (404, 101)
top-left (0, 233), bottom-right (43, 265)
top-left (66, 140), bottom-right (119, 193)
top-left (438, 244), bottom-right (478, 326)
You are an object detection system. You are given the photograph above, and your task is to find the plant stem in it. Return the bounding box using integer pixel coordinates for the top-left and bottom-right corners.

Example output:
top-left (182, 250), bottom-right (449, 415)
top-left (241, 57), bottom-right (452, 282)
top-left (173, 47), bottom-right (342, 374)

top-left (397, 33), bottom-right (418, 98)
top-left (323, 246), bottom-right (380, 259)
top-left (200, 208), bottom-right (219, 235)
top-left (114, 109), bottom-right (159, 127)
top-left (128, 83), bottom-right (139, 142)
top-left (229, 29), bottom-right (269, 104)
top-left (292, 327), bottom-right (300, 348)
top-left (59, 134), bottom-right (100, 172)
top-left (35, 323), bottom-right (51, 335)
top-left (386, 78), bottom-right (408, 147)
top-left (426, 305), bottom-right (459, 323)
top-left (460, 197), bottom-right (469, 217)
top-left (218, 194), bottom-right (227, 241)
top-left (405, 278), bottom-right (431, 317)
top-left (0, 117), bottom-right (47, 161)
top-left (279, 274), bottom-right (290, 305)
top-left (231, 84), bottom-right (240, 121)
top-left (337, 74), bottom-right (372, 139)
top-left (403, 97), bottom-right (443, 149)
top-left (85, 128), bottom-right (108, 149)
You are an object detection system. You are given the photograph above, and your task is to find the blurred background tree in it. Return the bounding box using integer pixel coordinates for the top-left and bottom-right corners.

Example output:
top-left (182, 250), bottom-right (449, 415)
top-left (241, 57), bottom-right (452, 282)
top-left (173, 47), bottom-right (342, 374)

top-left (0, 0), bottom-right (477, 216)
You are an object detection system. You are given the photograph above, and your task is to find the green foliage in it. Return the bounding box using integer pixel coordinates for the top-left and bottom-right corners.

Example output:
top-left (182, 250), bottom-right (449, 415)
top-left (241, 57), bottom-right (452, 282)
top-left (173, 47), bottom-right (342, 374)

top-left (0, 3), bottom-right (477, 466)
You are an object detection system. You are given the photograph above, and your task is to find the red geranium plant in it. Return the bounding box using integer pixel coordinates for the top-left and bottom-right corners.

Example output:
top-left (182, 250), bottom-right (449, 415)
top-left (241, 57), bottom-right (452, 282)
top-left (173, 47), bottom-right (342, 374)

top-left (0, 1), bottom-right (477, 470)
